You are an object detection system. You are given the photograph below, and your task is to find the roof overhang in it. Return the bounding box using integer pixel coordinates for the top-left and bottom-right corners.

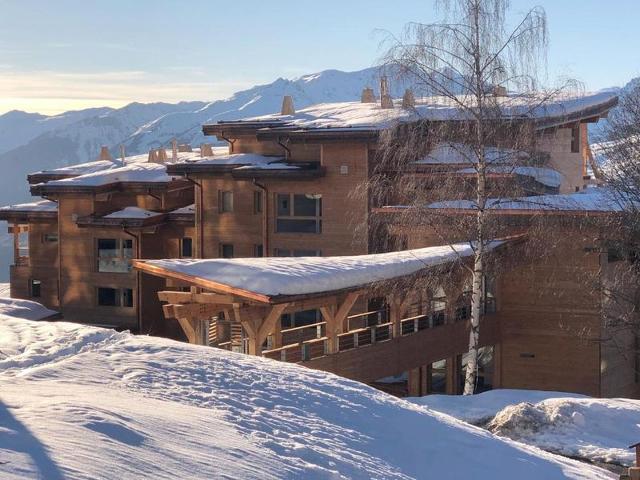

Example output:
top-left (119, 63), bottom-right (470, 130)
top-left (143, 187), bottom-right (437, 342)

top-left (0, 210), bottom-right (57, 223)
top-left (30, 178), bottom-right (192, 196)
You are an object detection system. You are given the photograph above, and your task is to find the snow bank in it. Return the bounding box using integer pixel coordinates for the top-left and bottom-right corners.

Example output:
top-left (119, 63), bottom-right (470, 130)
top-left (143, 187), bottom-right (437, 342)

top-left (0, 315), bottom-right (613, 478)
top-left (412, 389), bottom-right (640, 468)
top-left (139, 242), bottom-right (493, 297)
top-left (488, 398), bottom-right (640, 467)
top-left (411, 389), bottom-right (586, 424)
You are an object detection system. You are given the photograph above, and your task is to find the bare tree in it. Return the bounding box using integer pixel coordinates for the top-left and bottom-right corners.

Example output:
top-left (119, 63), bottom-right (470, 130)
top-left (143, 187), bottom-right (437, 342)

top-left (372, 0), bottom-right (559, 394)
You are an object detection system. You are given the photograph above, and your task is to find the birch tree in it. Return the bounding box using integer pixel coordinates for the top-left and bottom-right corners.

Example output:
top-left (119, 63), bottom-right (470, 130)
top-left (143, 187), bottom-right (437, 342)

top-left (374, 0), bottom-right (555, 394)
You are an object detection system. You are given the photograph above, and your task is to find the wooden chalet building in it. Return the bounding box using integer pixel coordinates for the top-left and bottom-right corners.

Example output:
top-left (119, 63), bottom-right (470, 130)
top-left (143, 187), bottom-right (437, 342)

top-left (1, 85), bottom-right (632, 398)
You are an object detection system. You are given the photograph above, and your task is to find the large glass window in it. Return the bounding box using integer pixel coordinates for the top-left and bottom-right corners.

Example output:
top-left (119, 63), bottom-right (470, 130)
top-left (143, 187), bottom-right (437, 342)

top-left (220, 244), bottom-right (234, 259)
top-left (429, 287), bottom-right (447, 326)
top-left (458, 345), bottom-right (494, 394)
top-left (97, 287), bottom-right (134, 307)
top-left (30, 279), bottom-right (41, 298)
top-left (97, 238), bottom-right (133, 273)
top-left (276, 193), bottom-right (322, 234)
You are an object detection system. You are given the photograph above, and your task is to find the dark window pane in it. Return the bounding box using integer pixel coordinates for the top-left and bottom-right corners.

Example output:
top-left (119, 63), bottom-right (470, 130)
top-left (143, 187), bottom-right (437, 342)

top-left (43, 233), bottom-right (58, 243)
top-left (98, 238), bottom-right (117, 252)
top-left (253, 191), bottom-right (263, 214)
top-left (221, 244), bottom-right (234, 259)
top-left (274, 248), bottom-right (291, 257)
top-left (292, 309), bottom-right (320, 328)
top-left (293, 194), bottom-right (318, 216)
top-left (123, 239), bottom-right (133, 258)
top-left (30, 279), bottom-right (41, 298)
top-left (276, 219), bottom-right (319, 233)
top-left (220, 191), bottom-right (233, 213)
top-left (254, 244), bottom-right (263, 257)
top-left (182, 238), bottom-right (193, 258)
top-left (122, 288), bottom-right (134, 308)
top-left (430, 359), bottom-right (447, 394)
top-left (293, 249), bottom-right (320, 257)
top-left (277, 194), bottom-right (290, 216)
top-left (98, 287), bottom-right (118, 306)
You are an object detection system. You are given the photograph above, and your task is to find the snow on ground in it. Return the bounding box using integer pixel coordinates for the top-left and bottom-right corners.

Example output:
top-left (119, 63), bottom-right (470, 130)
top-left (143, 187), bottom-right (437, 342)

top-left (0, 311), bottom-right (613, 478)
top-left (412, 390), bottom-right (640, 468)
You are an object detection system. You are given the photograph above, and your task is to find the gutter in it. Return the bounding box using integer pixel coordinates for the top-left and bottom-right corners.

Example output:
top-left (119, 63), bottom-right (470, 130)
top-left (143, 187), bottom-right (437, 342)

top-left (253, 179), bottom-right (269, 255)
top-left (185, 175), bottom-right (204, 258)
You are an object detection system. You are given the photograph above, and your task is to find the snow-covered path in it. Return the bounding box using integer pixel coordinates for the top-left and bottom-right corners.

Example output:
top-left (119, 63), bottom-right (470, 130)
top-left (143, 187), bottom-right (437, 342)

top-left (0, 301), bottom-right (615, 479)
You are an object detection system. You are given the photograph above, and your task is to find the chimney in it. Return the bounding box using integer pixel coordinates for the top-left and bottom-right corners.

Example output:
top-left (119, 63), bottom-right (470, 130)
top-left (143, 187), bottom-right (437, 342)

top-left (157, 148), bottom-right (168, 163)
top-left (98, 146), bottom-right (113, 161)
top-left (492, 85), bottom-right (508, 97)
top-left (178, 144), bottom-right (193, 153)
top-left (200, 143), bottom-right (214, 157)
top-left (361, 87), bottom-right (376, 103)
top-left (281, 95), bottom-right (295, 115)
top-left (402, 89), bottom-right (416, 109)
top-left (119, 145), bottom-right (126, 167)
top-left (148, 149), bottom-right (159, 163)
top-left (171, 138), bottom-right (178, 163)
top-left (380, 76), bottom-right (394, 109)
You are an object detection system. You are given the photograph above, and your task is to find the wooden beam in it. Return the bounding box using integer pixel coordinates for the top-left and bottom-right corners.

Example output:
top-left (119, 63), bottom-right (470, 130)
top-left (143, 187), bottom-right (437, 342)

top-left (335, 292), bottom-right (360, 333)
top-left (257, 303), bottom-right (289, 346)
top-left (158, 291), bottom-right (236, 305)
top-left (168, 303), bottom-right (222, 320)
top-left (176, 316), bottom-right (197, 344)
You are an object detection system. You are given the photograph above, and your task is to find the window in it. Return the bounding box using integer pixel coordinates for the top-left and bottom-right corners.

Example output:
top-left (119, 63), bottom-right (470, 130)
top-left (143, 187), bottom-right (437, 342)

top-left (181, 238), bottom-right (193, 258)
top-left (253, 191), bottom-right (263, 214)
top-left (571, 125), bottom-right (580, 153)
top-left (219, 191), bottom-right (233, 213)
top-left (429, 287), bottom-right (447, 327)
top-left (30, 279), bottom-right (41, 298)
top-left (276, 193), bottom-right (322, 233)
top-left (43, 233), bottom-right (58, 243)
top-left (97, 239), bottom-right (133, 273)
top-left (97, 287), bottom-right (134, 307)
top-left (220, 244), bottom-right (234, 259)
top-left (428, 359), bottom-right (447, 394)
top-left (280, 309), bottom-right (320, 329)
top-left (274, 248), bottom-right (321, 257)
top-left (458, 346), bottom-right (494, 394)
top-left (254, 244), bottom-right (264, 257)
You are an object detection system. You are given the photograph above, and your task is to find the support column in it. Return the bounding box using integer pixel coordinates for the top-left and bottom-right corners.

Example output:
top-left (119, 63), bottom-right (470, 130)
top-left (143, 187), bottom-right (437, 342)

top-left (408, 366), bottom-right (428, 397)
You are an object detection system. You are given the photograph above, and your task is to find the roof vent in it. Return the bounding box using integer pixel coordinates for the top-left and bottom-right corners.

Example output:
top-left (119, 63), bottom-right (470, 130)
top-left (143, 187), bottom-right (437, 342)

top-left (361, 87), bottom-right (376, 103)
top-left (98, 146), bottom-right (113, 161)
top-left (281, 95), bottom-right (295, 115)
top-left (200, 143), bottom-right (214, 157)
top-left (402, 89), bottom-right (415, 109)
top-left (492, 85), bottom-right (508, 97)
top-left (380, 76), bottom-right (394, 109)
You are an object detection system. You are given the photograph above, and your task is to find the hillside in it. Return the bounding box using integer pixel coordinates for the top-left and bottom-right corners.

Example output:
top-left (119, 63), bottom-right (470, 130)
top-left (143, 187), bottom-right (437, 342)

top-left (0, 299), bottom-right (613, 479)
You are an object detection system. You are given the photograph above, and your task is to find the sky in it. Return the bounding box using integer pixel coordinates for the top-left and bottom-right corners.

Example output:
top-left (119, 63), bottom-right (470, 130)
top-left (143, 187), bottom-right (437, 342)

top-left (0, 0), bottom-right (639, 115)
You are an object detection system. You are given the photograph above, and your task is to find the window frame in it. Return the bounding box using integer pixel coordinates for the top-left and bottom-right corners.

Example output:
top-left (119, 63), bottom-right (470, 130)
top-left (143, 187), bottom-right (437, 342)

top-left (30, 279), bottom-right (41, 298)
top-left (220, 243), bottom-right (234, 259)
top-left (96, 238), bottom-right (134, 273)
top-left (253, 190), bottom-right (263, 214)
top-left (96, 287), bottom-right (135, 308)
top-left (181, 237), bottom-right (193, 258)
top-left (275, 193), bottom-right (322, 234)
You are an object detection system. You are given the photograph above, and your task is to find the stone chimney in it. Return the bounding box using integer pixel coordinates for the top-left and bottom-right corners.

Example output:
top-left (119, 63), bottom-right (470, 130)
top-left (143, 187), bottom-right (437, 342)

top-left (402, 89), bottom-right (416, 109)
top-left (281, 95), bottom-right (295, 115)
top-left (171, 139), bottom-right (178, 163)
top-left (492, 85), bottom-right (508, 97)
top-left (380, 76), bottom-right (394, 109)
top-left (178, 144), bottom-right (193, 152)
top-left (361, 87), bottom-right (376, 103)
top-left (98, 146), bottom-right (113, 161)
top-left (200, 143), bottom-right (214, 157)
top-left (157, 148), bottom-right (168, 163)
top-left (148, 149), bottom-right (159, 163)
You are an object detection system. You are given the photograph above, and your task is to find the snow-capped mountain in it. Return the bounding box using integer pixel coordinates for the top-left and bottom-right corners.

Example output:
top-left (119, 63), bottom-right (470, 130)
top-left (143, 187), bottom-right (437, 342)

top-left (0, 66), bottom-right (406, 208)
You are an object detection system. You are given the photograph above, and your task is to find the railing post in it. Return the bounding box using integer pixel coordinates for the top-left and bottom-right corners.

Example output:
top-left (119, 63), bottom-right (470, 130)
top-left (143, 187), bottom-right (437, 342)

top-left (302, 343), bottom-right (310, 361)
top-left (414, 318), bottom-right (419, 333)
top-left (280, 349), bottom-right (287, 362)
top-left (371, 326), bottom-right (376, 344)
top-left (354, 332), bottom-right (359, 348)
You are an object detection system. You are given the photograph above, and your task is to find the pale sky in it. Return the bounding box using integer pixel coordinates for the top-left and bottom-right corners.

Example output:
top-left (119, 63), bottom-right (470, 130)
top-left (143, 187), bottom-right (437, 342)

top-left (1, 0), bottom-right (639, 115)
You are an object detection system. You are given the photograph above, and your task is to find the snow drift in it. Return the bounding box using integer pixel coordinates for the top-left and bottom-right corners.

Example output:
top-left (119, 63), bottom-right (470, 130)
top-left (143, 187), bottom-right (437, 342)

top-left (0, 300), bottom-right (613, 479)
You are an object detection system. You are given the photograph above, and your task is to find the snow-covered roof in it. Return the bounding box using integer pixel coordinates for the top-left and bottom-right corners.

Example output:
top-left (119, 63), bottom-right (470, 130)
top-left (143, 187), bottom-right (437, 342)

top-left (103, 207), bottom-right (163, 219)
top-left (135, 242), bottom-right (501, 300)
top-left (238, 91), bottom-right (617, 130)
top-left (31, 159), bottom-right (118, 177)
top-left (456, 166), bottom-right (563, 188)
top-left (0, 199), bottom-right (58, 213)
top-left (427, 188), bottom-right (625, 213)
top-left (35, 163), bottom-right (181, 189)
top-left (170, 204), bottom-right (195, 215)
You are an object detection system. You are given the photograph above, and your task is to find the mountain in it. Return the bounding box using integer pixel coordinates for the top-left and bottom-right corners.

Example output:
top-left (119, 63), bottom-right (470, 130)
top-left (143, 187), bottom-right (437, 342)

top-left (0, 66), bottom-right (406, 208)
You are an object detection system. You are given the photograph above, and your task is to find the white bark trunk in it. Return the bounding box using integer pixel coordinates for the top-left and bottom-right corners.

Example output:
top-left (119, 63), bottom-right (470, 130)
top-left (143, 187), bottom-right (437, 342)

top-left (463, 251), bottom-right (483, 395)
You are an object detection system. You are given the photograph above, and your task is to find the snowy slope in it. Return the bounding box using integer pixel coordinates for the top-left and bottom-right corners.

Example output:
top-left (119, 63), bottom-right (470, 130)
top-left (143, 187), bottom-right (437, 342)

top-left (413, 390), bottom-right (640, 469)
top-left (0, 312), bottom-right (613, 478)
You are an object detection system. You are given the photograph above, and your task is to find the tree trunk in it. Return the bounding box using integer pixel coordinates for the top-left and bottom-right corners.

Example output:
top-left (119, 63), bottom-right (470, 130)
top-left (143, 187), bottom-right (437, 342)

top-left (464, 251), bottom-right (483, 395)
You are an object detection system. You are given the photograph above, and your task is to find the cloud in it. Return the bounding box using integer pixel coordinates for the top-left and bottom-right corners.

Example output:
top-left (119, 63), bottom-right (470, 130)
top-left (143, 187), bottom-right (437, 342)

top-left (0, 69), bottom-right (255, 115)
